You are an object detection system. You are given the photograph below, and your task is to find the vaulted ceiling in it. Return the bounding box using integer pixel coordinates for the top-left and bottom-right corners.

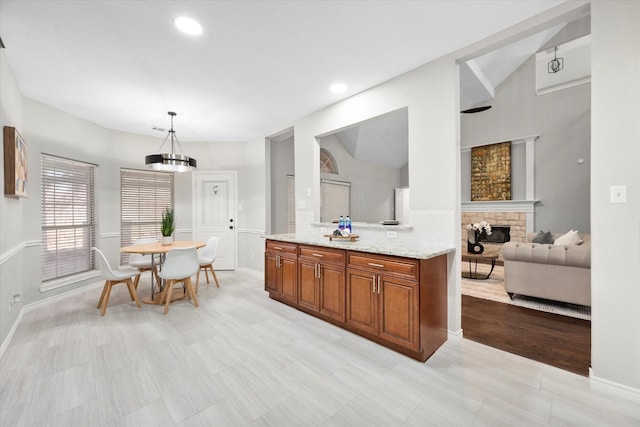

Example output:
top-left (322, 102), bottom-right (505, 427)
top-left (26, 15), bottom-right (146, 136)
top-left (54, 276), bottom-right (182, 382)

top-left (0, 1), bottom-right (567, 143)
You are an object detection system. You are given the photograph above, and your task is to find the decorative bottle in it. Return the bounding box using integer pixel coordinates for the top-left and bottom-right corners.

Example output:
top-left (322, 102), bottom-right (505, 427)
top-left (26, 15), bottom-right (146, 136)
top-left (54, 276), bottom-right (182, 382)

top-left (346, 215), bottom-right (352, 233)
top-left (338, 215), bottom-right (344, 230)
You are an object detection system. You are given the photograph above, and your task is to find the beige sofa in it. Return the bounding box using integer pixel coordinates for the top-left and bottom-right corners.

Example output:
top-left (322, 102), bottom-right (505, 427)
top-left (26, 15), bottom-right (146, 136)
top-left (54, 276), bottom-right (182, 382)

top-left (501, 232), bottom-right (591, 306)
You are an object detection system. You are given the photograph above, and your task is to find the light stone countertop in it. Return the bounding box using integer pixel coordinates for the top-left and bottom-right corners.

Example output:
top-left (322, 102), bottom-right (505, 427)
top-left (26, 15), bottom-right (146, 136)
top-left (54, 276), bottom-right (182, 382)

top-left (264, 233), bottom-right (455, 260)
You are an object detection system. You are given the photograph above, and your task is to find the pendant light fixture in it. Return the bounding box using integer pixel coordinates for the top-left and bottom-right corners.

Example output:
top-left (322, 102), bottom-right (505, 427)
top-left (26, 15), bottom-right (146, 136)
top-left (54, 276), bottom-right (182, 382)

top-left (145, 111), bottom-right (197, 172)
top-left (547, 46), bottom-right (564, 74)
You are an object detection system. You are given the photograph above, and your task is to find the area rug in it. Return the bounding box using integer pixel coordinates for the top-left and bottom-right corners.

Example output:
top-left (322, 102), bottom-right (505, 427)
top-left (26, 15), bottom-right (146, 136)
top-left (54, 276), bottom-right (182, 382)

top-left (461, 264), bottom-right (591, 321)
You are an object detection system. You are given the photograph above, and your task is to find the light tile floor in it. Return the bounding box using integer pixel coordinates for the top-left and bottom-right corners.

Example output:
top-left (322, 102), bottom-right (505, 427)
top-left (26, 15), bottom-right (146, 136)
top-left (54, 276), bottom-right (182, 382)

top-left (1, 270), bottom-right (638, 426)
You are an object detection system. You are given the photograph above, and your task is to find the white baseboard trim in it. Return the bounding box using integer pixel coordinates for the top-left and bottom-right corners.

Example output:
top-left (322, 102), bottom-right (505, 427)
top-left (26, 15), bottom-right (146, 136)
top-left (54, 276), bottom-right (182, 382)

top-left (0, 307), bottom-right (26, 360)
top-left (0, 280), bottom-right (104, 360)
top-left (589, 369), bottom-right (640, 403)
top-left (448, 328), bottom-right (464, 338)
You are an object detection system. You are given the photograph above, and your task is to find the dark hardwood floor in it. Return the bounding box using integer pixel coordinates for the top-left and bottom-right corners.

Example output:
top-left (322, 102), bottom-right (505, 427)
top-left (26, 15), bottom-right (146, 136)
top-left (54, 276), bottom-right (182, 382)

top-left (462, 295), bottom-right (591, 376)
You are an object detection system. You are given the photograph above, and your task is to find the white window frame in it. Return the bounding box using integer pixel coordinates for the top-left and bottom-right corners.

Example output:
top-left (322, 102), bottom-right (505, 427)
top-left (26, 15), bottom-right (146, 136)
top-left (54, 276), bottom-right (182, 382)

top-left (320, 179), bottom-right (351, 223)
top-left (286, 174), bottom-right (296, 233)
top-left (120, 168), bottom-right (174, 264)
top-left (41, 154), bottom-right (96, 282)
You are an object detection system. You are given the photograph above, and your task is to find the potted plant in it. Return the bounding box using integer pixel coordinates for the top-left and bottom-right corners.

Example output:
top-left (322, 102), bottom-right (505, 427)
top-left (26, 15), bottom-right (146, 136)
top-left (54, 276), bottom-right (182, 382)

top-left (161, 207), bottom-right (175, 245)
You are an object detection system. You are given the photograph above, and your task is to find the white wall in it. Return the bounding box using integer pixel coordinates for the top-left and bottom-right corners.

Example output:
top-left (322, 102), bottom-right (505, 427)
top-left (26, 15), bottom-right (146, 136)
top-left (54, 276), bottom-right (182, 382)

top-left (590, 0), bottom-right (640, 391)
top-left (238, 135), bottom-right (267, 272)
top-left (291, 56), bottom-right (461, 332)
top-left (269, 136), bottom-right (294, 234)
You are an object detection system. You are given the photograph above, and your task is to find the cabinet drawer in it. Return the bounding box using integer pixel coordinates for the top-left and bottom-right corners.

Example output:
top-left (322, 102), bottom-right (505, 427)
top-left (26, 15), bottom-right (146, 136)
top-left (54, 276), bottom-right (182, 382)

top-left (347, 252), bottom-right (419, 280)
top-left (299, 245), bottom-right (345, 266)
top-left (266, 240), bottom-right (298, 256)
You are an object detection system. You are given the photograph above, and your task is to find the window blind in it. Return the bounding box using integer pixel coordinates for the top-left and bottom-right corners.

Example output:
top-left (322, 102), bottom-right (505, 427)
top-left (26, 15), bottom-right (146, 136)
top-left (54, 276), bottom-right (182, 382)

top-left (120, 168), bottom-right (173, 264)
top-left (41, 155), bottom-right (96, 281)
top-left (286, 175), bottom-right (296, 233)
top-left (320, 179), bottom-right (350, 223)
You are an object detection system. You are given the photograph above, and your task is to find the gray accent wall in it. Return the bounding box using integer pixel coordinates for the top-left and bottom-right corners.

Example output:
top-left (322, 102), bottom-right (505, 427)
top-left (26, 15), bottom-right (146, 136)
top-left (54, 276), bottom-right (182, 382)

top-left (461, 18), bottom-right (591, 234)
top-left (269, 135), bottom-right (295, 234)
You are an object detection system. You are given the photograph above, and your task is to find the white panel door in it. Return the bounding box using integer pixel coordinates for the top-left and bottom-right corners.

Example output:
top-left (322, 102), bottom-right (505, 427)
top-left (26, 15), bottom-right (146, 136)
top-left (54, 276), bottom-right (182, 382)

top-left (193, 171), bottom-right (237, 270)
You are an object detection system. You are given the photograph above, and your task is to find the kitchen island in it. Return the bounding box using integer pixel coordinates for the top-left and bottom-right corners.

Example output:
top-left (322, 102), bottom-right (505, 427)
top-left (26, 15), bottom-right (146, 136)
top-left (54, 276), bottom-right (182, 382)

top-left (264, 234), bottom-right (454, 362)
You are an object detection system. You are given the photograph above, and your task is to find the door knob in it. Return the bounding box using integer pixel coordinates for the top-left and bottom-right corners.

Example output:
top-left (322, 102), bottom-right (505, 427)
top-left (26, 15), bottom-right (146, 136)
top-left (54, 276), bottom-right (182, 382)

top-left (229, 218), bottom-right (234, 222)
top-left (229, 225), bottom-right (234, 230)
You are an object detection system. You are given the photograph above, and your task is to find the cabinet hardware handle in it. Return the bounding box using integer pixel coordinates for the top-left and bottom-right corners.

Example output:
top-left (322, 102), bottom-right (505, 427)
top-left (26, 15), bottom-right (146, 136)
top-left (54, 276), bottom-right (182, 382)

top-left (274, 246), bottom-right (283, 250)
top-left (368, 262), bottom-right (384, 268)
top-left (312, 253), bottom-right (323, 257)
top-left (377, 276), bottom-right (381, 294)
top-left (372, 275), bottom-right (377, 293)
top-left (317, 263), bottom-right (321, 278)
top-left (276, 254), bottom-right (280, 268)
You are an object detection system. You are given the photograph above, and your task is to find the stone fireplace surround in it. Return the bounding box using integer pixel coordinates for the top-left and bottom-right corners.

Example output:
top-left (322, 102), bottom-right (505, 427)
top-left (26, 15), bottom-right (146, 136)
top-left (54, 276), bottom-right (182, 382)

top-left (461, 207), bottom-right (536, 263)
top-left (462, 211), bottom-right (526, 247)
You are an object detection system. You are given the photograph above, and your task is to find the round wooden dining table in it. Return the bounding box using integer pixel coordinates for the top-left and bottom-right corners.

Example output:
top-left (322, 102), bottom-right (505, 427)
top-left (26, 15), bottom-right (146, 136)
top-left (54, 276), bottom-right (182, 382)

top-left (120, 240), bottom-right (205, 304)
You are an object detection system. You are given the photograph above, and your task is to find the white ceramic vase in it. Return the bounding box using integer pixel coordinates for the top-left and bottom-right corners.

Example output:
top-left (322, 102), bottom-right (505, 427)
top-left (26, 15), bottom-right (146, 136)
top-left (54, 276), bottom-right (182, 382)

top-left (162, 236), bottom-right (173, 246)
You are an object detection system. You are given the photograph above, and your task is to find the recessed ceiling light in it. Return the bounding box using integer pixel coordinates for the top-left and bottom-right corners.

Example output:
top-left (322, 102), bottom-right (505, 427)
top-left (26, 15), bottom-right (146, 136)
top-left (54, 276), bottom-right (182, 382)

top-left (330, 83), bottom-right (348, 94)
top-left (174, 17), bottom-right (202, 36)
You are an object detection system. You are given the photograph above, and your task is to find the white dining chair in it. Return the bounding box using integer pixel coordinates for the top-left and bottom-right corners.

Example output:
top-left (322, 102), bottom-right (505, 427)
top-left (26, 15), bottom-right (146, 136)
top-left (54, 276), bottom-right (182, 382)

top-left (93, 247), bottom-right (141, 316)
top-left (195, 236), bottom-right (220, 293)
top-left (157, 246), bottom-right (200, 315)
top-left (128, 237), bottom-right (160, 289)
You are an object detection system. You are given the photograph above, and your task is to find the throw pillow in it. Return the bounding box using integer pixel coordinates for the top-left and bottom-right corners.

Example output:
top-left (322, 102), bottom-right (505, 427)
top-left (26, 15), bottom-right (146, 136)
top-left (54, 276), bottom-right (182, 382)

top-left (554, 229), bottom-right (583, 246)
top-left (532, 230), bottom-right (554, 244)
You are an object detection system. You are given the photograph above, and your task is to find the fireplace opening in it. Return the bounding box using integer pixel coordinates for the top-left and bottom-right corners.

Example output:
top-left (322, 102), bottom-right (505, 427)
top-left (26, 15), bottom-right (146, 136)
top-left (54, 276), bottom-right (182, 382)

top-left (479, 225), bottom-right (511, 244)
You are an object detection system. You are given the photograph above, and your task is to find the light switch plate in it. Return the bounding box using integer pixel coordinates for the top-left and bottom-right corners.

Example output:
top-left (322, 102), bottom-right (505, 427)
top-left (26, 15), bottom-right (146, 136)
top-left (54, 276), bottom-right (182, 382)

top-left (610, 185), bottom-right (627, 203)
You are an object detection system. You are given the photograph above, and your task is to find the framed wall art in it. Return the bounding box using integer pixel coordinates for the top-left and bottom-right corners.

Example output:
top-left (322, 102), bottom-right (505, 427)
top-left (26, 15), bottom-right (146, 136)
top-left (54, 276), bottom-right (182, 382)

top-left (471, 141), bottom-right (511, 201)
top-left (4, 126), bottom-right (28, 197)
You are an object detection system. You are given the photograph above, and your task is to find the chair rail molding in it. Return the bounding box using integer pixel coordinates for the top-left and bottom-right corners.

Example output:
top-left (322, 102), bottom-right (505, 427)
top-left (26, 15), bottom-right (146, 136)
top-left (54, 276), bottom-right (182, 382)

top-left (0, 240), bottom-right (40, 265)
top-left (99, 232), bottom-right (120, 239)
top-left (237, 228), bottom-right (266, 235)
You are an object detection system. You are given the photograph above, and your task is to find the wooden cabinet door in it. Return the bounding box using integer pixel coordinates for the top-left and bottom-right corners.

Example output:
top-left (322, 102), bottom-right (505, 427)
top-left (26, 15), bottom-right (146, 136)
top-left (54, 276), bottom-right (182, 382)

top-left (378, 276), bottom-right (419, 351)
top-left (319, 264), bottom-right (345, 322)
top-left (264, 253), bottom-right (279, 293)
top-left (346, 269), bottom-right (377, 335)
top-left (280, 256), bottom-right (298, 304)
top-left (298, 261), bottom-right (320, 312)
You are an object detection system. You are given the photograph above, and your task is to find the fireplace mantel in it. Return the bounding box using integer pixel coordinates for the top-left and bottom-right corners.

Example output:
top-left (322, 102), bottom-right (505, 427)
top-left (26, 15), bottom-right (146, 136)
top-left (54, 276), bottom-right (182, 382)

top-left (461, 200), bottom-right (539, 213)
